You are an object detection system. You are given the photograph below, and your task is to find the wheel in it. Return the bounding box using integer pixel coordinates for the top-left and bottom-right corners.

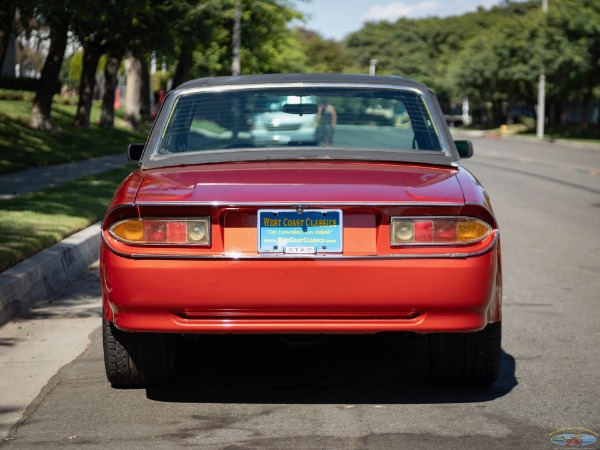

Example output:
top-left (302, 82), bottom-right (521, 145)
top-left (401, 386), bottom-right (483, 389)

top-left (102, 314), bottom-right (175, 387)
top-left (429, 322), bottom-right (501, 387)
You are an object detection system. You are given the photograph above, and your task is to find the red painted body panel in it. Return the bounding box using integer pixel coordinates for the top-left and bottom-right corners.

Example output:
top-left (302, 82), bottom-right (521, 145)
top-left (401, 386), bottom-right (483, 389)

top-left (133, 161), bottom-right (464, 205)
top-left (101, 243), bottom-right (499, 333)
top-left (105, 170), bottom-right (144, 211)
top-left (101, 161), bottom-right (502, 334)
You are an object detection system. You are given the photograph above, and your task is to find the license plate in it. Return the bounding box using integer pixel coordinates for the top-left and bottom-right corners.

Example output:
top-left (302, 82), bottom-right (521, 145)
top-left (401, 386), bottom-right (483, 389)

top-left (258, 209), bottom-right (342, 254)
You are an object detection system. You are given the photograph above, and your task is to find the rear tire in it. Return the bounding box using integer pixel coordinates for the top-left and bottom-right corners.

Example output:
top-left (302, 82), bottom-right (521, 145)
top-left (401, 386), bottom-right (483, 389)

top-left (102, 315), bottom-right (175, 387)
top-left (429, 322), bottom-right (501, 387)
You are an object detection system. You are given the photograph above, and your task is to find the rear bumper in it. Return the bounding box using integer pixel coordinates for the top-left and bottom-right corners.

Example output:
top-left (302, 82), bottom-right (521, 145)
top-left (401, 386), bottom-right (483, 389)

top-left (101, 243), bottom-right (501, 334)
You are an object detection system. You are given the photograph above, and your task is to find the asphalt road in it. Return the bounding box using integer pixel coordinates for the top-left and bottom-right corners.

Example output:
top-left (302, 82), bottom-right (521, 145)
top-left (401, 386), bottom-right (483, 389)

top-left (1, 136), bottom-right (599, 449)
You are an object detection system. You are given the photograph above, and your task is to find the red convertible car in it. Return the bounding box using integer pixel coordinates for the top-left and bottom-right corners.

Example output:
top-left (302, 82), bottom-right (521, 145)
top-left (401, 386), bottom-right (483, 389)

top-left (101, 74), bottom-right (502, 387)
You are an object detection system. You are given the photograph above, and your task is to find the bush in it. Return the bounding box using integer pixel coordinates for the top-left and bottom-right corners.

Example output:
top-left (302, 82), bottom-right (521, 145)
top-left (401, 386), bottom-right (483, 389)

top-left (519, 115), bottom-right (536, 131)
top-left (0, 89), bottom-right (35, 101)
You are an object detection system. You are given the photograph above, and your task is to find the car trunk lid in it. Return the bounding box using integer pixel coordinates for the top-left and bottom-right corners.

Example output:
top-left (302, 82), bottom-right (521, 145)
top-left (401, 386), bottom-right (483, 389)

top-left (134, 161), bottom-right (465, 205)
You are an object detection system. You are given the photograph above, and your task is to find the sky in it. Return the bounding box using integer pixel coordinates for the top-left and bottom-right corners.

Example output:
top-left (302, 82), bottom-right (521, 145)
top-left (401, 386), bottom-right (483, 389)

top-left (296, 0), bottom-right (512, 40)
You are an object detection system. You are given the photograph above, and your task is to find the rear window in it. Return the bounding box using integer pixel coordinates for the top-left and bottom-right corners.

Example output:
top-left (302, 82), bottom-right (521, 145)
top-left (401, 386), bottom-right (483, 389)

top-left (155, 87), bottom-right (443, 156)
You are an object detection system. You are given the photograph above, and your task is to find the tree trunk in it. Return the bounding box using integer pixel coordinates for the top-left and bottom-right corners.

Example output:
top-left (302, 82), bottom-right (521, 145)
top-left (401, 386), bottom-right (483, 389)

top-left (172, 42), bottom-right (193, 89)
top-left (75, 44), bottom-right (102, 128)
top-left (29, 20), bottom-right (68, 131)
top-left (139, 57), bottom-right (152, 120)
top-left (99, 54), bottom-right (121, 130)
top-left (581, 87), bottom-right (592, 129)
top-left (0, 6), bottom-right (16, 74)
top-left (559, 94), bottom-right (568, 128)
top-left (547, 98), bottom-right (556, 128)
top-left (124, 55), bottom-right (142, 129)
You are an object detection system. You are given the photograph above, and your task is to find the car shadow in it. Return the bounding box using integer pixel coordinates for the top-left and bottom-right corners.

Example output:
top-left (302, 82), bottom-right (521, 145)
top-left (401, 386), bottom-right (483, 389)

top-left (146, 334), bottom-right (517, 404)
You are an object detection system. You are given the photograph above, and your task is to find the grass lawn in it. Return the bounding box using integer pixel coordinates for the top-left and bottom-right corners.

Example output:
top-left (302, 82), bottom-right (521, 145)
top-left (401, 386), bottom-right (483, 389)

top-left (0, 98), bottom-right (147, 272)
top-left (0, 99), bottom-right (147, 174)
top-left (0, 166), bottom-right (135, 272)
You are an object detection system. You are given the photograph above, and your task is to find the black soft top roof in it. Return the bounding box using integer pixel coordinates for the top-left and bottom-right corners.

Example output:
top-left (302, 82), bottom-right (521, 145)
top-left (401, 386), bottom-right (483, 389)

top-left (176, 73), bottom-right (429, 92)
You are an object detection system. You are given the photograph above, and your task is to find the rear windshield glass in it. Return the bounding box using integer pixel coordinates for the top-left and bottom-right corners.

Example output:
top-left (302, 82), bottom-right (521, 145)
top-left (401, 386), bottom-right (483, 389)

top-left (155, 87), bottom-right (443, 155)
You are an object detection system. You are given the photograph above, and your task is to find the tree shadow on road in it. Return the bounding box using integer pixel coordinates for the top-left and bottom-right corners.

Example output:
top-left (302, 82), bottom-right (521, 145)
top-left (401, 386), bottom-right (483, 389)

top-left (146, 333), bottom-right (517, 405)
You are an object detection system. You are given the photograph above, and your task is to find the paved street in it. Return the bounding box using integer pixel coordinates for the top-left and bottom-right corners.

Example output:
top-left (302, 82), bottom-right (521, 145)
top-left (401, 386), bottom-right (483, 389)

top-left (1, 136), bottom-right (599, 449)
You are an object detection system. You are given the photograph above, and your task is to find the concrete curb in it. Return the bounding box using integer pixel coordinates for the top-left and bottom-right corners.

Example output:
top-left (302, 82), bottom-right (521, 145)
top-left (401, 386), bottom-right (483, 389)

top-left (0, 223), bottom-right (101, 327)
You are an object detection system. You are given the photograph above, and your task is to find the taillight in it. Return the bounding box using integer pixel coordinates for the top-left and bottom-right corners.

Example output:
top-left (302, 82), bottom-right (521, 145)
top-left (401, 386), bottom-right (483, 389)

top-left (390, 217), bottom-right (492, 245)
top-left (109, 218), bottom-right (211, 245)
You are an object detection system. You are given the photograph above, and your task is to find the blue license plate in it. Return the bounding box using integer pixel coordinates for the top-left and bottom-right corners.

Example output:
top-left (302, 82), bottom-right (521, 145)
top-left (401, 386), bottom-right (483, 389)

top-left (258, 210), bottom-right (343, 254)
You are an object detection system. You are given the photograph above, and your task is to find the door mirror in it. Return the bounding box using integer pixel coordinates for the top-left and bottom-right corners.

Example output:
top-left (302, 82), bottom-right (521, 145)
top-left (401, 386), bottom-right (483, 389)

top-left (454, 140), bottom-right (474, 159)
top-left (128, 144), bottom-right (145, 162)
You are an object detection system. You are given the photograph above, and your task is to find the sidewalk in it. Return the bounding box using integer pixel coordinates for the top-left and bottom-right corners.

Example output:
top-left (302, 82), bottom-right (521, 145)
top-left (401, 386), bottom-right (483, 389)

top-left (0, 153), bottom-right (129, 199)
top-left (0, 153), bottom-right (131, 326)
top-left (451, 128), bottom-right (600, 151)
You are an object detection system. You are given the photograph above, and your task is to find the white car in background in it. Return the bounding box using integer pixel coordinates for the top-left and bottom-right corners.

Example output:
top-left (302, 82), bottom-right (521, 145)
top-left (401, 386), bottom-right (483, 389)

top-left (251, 95), bottom-right (318, 146)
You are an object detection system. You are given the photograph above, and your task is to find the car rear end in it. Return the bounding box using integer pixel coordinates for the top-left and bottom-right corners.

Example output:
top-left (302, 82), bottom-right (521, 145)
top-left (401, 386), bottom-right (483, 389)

top-left (100, 74), bottom-right (502, 387)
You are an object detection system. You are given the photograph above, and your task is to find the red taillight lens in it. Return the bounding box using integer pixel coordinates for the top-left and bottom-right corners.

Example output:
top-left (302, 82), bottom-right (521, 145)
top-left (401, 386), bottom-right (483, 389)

top-left (433, 221), bottom-right (457, 242)
top-left (167, 221), bottom-right (187, 243)
top-left (415, 220), bottom-right (433, 241)
top-left (144, 220), bottom-right (167, 242)
top-left (391, 217), bottom-right (492, 245)
top-left (109, 218), bottom-right (211, 245)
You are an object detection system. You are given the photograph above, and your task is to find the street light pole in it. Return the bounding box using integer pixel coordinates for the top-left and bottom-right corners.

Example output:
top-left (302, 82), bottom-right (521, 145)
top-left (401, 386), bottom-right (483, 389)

top-left (369, 59), bottom-right (378, 76)
top-left (536, 0), bottom-right (548, 139)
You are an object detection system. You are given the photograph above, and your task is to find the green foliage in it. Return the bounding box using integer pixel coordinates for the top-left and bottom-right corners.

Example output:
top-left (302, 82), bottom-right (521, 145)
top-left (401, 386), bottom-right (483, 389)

top-left (544, 0), bottom-right (600, 99)
top-left (296, 29), bottom-right (348, 73)
top-left (0, 90), bottom-right (35, 101)
top-left (10, 0), bottom-right (599, 130)
top-left (65, 51), bottom-right (83, 85)
top-left (184, 0), bottom-right (306, 78)
top-left (448, 9), bottom-right (541, 104)
top-left (343, 0), bottom-right (600, 127)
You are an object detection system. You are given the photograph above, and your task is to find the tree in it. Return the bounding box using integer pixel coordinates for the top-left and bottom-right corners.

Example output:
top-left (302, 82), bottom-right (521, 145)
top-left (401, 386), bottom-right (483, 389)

top-left (544, 0), bottom-right (600, 128)
top-left (170, 1), bottom-right (222, 88)
top-left (29, 2), bottom-right (73, 131)
top-left (114, 1), bottom-right (184, 126)
top-left (124, 55), bottom-right (142, 129)
top-left (170, 0), bottom-right (305, 84)
top-left (447, 9), bottom-right (541, 126)
top-left (344, 0), bottom-right (544, 125)
top-left (98, 52), bottom-right (121, 130)
top-left (71, 0), bottom-right (182, 128)
top-left (0, 5), bottom-right (17, 73)
top-left (296, 29), bottom-right (346, 73)
top-left (232, 0), bottom-right (304, 75)
top-left (71, 1), bottom-right (121, 128)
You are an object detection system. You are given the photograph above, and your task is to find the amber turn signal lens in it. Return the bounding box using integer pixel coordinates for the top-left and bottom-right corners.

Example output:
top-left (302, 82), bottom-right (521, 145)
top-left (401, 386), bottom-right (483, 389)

top-left (390, 217), bottom-right (492, 245)
top-left (111, 219), bottom-right (143, 242)
top-left (109, 218), bottom-right (211, 245)
top-left (457, 219), bottom-right (491, 242)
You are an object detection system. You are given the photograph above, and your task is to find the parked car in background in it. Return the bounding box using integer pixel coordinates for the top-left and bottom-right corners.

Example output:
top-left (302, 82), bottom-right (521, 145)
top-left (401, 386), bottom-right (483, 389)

top-left (251, 95), bottom-right (318, 146)
top-left (101, 73), bottom-right (502, 388)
